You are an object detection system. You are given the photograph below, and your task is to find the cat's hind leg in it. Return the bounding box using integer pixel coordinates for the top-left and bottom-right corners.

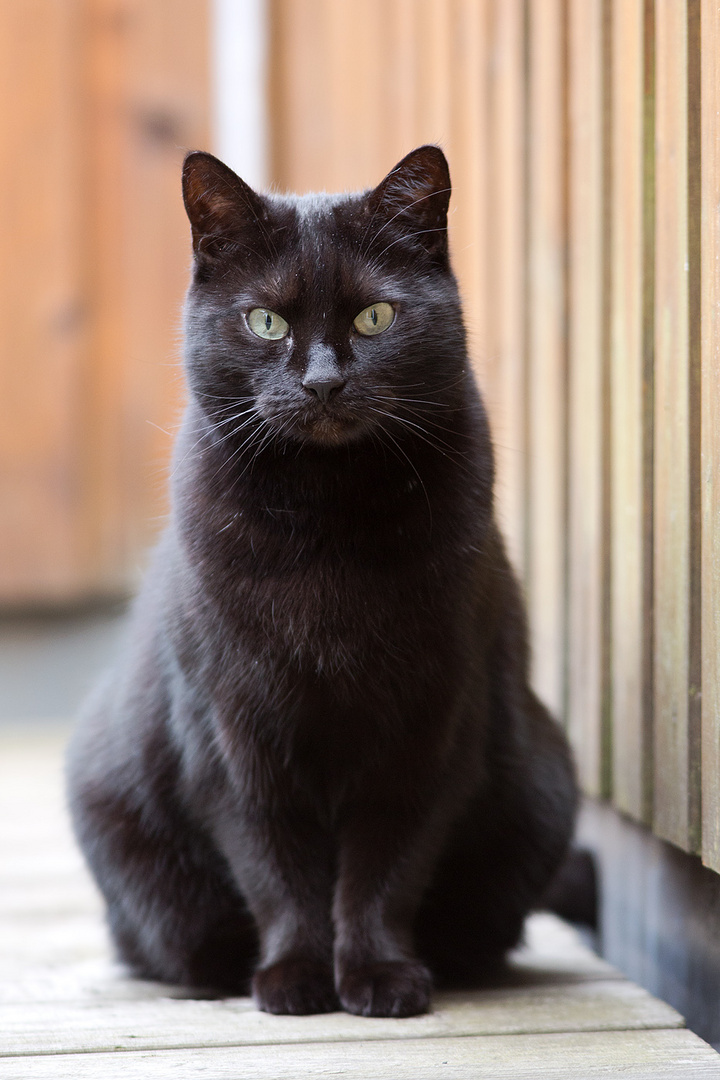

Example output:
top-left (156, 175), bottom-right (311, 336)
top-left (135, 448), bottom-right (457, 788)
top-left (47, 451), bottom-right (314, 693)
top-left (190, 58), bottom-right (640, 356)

top-left (415, 690), bottom-right (577, 985)
top-left (67, 719), bottom-right (258, 994)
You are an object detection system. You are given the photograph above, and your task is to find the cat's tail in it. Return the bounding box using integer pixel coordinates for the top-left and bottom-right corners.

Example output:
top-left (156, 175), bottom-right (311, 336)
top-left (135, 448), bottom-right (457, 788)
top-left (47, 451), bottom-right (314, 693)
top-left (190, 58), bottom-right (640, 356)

top-left (539, 847), bottom-right (598, 929)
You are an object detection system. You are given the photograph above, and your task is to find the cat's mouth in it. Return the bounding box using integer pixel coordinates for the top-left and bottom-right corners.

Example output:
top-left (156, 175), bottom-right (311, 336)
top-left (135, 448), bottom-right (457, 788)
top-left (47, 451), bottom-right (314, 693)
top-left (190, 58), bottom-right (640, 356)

top-left (256, 392), bottom-right (372, 446)
top-left (295, 409), bottom-right (365, 445)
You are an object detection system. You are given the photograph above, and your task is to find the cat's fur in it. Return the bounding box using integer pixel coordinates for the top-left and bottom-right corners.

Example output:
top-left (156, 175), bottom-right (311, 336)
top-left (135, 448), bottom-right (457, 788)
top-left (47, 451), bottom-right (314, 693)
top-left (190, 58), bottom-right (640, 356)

top-left (67, 146), bottom-right (577, 1018)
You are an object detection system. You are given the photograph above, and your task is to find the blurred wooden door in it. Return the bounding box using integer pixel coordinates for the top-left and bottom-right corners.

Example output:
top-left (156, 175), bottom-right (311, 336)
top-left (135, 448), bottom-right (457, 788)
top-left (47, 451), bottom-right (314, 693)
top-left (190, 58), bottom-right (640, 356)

top-left (0, 0), bottom-right (210, 605)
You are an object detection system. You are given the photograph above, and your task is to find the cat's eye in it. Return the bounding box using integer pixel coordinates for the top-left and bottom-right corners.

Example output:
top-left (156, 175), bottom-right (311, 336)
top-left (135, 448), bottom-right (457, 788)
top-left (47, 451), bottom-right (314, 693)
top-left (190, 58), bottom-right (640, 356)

top-left (353, 302), bottom-right (395, 336)
top-left (247, 308), bottom-right (290, 340)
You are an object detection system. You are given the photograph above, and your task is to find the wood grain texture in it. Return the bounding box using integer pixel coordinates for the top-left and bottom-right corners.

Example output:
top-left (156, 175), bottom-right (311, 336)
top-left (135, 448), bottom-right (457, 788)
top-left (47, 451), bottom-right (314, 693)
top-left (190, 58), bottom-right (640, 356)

top-left (652, 0), bottom-right (701, 852)
top-left (701, 0), bottom-right (720, 872)
top-left (0, 1), bottom-right (210, 604)
top-left (83, 0), bottom-right (211, 593)
top-left (525, 0), bottom-right (568, 718)
top-left (0, 981), bottom-right (685, 1057)
top-left (485, 0), bottom-right (526, 575)
top-left (446, 0), bottom-right (488, 389)
top-left (609, 0), bottom-right (648, 821)
top-left (565, 0), bottom-right (604, 795)
top-left (0, 1), bottom-right (89, 602)
top-left (4, 1030), bottom-right (720, 1080)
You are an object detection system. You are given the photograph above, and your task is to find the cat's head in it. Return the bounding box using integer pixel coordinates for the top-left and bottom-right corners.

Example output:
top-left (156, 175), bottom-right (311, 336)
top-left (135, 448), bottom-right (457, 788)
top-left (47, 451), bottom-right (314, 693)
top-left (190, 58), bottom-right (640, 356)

top-left (181, 146), bottom-right (467, 450)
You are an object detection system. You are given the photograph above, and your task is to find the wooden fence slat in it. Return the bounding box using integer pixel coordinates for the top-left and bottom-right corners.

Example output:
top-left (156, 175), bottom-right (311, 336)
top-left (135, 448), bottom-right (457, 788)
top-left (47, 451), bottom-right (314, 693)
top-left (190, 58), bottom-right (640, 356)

top-left (485, 0), bottom-right (526, 575)
top-left (0, 0), bottom-right (210, 604)
top-left (0, 1), bottom-right (90, 602)
top-left (701, 0), bottom-right (720, 871)
top-left (414, 0), bottom-right (452, 147)
top-left (526, 0), bottom-right (567, 718)
top-left (652, 0), bottom-right (701, 852)
top-left (447, 0), bottom-right (488, 388)
top-left (269, 0), bottom-right (333, 193)
top-left (609, 0), bottom-right (648, 821)
top-left (566, 0), bottom-right (605, 795)
top-left (384, 0), bottom-right (419, 163)
top-left (82, 0), bottom-right (210, 592)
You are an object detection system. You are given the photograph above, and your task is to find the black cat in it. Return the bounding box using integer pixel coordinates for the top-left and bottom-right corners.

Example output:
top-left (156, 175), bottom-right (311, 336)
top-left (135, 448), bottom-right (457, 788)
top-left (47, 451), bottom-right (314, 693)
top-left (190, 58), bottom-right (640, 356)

top-left (66, 145), bottom-right (577, 1018)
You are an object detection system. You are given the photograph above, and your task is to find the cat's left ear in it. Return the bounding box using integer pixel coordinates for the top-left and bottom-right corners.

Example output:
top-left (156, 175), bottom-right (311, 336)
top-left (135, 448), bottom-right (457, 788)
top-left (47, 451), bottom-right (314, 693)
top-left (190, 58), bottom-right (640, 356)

top-left (366, 146), bottom-right (451, 263)
top-left (182, 151), bottom-right (267, 262)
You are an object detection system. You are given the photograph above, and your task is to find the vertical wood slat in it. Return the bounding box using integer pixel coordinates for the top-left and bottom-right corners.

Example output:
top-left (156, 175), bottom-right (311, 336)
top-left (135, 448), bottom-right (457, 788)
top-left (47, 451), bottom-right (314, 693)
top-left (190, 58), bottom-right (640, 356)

top-left (268, 0), bottom-right (331, 193)
top-left (83, 0), bottom-right (211, 591)
top-left (653, 0), bottom-right (701, 852)
top-left (566, 0), bottom-right (605, 794)
top-left (485, 0), bottom-right (526, 576)
top-left (0, 1), bottom-right (90, 602)
top-left (447, 0), bottom-right (488, 391)
top-left (610, 0), bottom-right (649, 822)
top-left (701, 0), bottom-right (720, 871)
top-left (0, 0), bottom-right (210, 604)
top-left (526, 0), bottom-right (567, 719)
top-left (414, 0), bottom-right (453, 147)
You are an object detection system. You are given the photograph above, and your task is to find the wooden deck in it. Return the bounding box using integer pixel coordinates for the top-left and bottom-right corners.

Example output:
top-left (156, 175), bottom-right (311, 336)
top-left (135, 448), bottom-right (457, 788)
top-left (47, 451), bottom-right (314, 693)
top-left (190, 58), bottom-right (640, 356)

top-left (2, 726), bottom-right (720, 1079)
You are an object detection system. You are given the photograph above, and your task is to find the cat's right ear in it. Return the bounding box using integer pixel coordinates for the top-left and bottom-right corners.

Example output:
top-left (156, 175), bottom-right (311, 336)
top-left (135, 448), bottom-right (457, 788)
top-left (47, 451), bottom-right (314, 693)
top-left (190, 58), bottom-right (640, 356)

top-left (182, 151), bottom-right (267, 263)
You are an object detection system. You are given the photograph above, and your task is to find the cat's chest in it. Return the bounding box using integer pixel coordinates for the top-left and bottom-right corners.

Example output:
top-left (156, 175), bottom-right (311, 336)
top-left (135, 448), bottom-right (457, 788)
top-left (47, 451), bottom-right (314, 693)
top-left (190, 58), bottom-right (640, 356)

top-left (191, 513), bottom-right (461, 695)
top-left (235, 539), bottom-right (436, 668)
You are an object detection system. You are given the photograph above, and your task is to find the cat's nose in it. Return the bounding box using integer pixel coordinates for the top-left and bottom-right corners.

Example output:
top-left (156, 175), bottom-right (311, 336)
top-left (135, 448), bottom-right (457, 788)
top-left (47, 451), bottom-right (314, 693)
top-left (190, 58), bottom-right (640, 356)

top-left (303, 374), bottom-right (346, 403)
top-left (302, 345), bottom-right (346, 403)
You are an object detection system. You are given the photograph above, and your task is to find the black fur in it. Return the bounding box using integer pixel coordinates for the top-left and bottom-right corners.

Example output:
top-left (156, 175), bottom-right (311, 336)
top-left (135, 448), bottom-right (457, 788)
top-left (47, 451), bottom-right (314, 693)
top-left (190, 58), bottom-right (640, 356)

top-left (67, 146), bottom-right (577, 1017)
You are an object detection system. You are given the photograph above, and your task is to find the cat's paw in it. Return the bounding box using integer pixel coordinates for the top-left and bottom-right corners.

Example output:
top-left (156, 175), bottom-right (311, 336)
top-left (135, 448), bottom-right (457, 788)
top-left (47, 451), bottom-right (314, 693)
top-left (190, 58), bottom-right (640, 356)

top-left (338, 960), bottom-right (432, 1017)
top-left (252, 959), bottom-right (339, 1015)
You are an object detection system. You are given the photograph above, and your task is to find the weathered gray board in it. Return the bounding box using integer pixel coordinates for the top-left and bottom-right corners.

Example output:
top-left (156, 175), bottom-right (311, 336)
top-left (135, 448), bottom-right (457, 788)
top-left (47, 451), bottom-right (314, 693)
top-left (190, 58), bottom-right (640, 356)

top-left (2, 1030), bottom-right (720, 1080)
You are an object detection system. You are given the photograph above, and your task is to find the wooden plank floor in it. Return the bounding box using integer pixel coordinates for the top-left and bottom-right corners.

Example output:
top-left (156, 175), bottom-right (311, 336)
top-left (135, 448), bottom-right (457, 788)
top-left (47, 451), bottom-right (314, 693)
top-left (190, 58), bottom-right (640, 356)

top-left (2, 726), bottom-right (720, 1079)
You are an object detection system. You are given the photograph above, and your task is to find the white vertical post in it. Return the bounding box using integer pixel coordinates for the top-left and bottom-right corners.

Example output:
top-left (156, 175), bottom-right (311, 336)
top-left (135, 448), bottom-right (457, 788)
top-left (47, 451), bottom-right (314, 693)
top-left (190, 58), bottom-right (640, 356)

top-left (212, 0), bottom-right (269, 190)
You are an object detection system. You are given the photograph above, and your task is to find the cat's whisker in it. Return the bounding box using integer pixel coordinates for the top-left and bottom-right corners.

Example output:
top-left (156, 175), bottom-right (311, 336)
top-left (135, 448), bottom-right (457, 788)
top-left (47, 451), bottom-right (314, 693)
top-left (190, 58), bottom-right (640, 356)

top-left (210, 417), bottom-right (272, 481)
top-left (386, 403), bottom-right (474, 442)
top-left (367, 406), bottom-right (475, 481)
top-left (370, 395), bottom-right (455, 410)
top-left (247, 421), bottom-right (281, 476)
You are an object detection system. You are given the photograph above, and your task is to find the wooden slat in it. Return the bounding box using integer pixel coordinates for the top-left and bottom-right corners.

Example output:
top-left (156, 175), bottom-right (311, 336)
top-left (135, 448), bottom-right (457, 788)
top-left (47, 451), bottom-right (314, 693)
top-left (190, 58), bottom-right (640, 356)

top-left (652, 0), bottom-right (701, 851)
top-left (383, 0), bottom-right (419, 161)
top-left (5, 1030), bottom-right (720, 1080)
top-left (0, 1), bottom-right (210, 604)
top-left (0, 1), bottom-right (90, 602)
top-left (268, 0), bottom-right (331, 193)
top-left (83, 0), bottom-right (210, 591)
top-left (565, 0), bottom-right (605, 795)
top-left (610, 0), bottom-right (652, 822)
top-left (326, 0), bottom-right (394, 192)
top-left (485, 0), bottom-right (526, 574)
top-left (701, 0), bottom-right (720, 871)
top-left (414, 0), bottom-right (453, 146)
top-left (525, 0), bottom-right (568, 717)
top-left (447, 0), bottom-right (488, 389)
top-left (0, 982), bottom-right (684, 1058)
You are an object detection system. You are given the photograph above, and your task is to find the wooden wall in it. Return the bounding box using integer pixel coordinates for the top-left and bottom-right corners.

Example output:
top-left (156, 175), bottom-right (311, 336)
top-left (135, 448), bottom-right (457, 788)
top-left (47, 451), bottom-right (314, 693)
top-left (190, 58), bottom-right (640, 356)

top-left (0, 0), bottom-right (210, 605)
top-left (268, 0), bottom-right (720, 871)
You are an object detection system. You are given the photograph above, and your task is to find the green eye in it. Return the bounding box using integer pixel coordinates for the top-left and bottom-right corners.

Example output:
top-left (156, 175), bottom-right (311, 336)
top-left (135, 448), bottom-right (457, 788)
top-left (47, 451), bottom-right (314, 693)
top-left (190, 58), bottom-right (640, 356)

top-left (353, 302), bottom-right (395, 336)
top-left (247, 308), bottom-right (290, 340)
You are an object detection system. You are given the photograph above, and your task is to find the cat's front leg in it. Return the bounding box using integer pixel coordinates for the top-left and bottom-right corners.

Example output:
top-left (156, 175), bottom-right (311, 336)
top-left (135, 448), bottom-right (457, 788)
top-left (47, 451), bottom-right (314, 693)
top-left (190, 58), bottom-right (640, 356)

top-left (333, 803), bottom-right (440, 1017)
top-left (213, 807), bottom-right (338, 1015)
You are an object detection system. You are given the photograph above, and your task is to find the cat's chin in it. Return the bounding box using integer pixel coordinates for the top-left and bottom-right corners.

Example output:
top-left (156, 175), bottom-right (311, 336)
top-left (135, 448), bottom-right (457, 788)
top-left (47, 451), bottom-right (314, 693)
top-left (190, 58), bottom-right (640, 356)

top-left (293, 414), bottom-right (368, 447)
